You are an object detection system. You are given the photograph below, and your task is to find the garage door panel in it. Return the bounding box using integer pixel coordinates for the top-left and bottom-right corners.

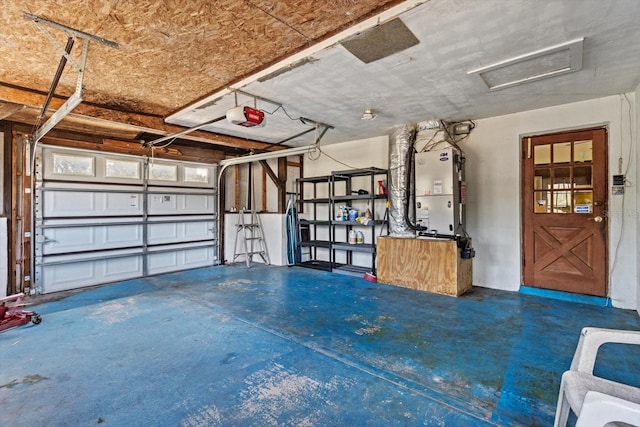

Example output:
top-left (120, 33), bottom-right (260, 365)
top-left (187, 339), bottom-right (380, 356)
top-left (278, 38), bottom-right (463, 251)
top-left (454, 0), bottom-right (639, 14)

top-left (148, 251), bottom-right (178, 272)
top-left (42, 224), bottom-right (143, 255)
top-left (185, 194), bottom-right (214, 211)
top-left (52, 261), bottom-right (96, 283)
top-left (36, 146), bottom-right (217, 294)
top-left (106, 193), bottom-right (142, 213)
top-left (147, 193), bottom-right (214, 215)
top-left (182, 246), bottom-right (212, 264)
top-left (104, 224), bottom-right (143, 245)
top-left (45, 191), bottom-right (95, 216)
top-left (41, 256), bottom-right (143, 293)
top-left (148, 193), bottom-right (178, 213)
top-left (147, 221), bottom-right (213, 245)
top-left (44, 191), bottom-right (143, 217)
top-left (147, 246), bottom-right (214, 275)
top-left (104, 256), bottom-right (143, 277)
top-left (184, 221), bottom-right (214, 238)
top-left (44, 227), bottom-right (95, 253)
top-left (148, 223), bottom-right (179, 242)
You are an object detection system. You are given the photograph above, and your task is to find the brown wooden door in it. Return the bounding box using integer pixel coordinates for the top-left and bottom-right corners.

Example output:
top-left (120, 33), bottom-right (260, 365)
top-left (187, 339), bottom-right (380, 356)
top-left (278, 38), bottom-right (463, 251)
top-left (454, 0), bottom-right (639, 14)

top-left (522, 128), bottom-right (607, 296)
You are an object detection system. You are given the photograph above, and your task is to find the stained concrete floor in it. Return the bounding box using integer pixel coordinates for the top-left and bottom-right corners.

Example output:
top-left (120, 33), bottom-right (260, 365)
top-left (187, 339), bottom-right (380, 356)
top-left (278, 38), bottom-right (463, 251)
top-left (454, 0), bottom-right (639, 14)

top-left (2, 264), bottom-right (640, 426)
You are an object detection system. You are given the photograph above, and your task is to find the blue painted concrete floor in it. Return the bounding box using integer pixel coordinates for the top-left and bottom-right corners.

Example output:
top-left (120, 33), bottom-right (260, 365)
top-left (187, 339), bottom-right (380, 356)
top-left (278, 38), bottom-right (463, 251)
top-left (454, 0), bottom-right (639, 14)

top-left (2, 265), bottom-right (640, 426)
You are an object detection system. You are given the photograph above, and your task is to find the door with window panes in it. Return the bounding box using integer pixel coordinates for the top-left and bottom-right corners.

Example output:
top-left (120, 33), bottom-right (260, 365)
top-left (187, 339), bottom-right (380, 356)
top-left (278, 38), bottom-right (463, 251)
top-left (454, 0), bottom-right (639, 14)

top-left (522, 128), bottom-right (607, 296)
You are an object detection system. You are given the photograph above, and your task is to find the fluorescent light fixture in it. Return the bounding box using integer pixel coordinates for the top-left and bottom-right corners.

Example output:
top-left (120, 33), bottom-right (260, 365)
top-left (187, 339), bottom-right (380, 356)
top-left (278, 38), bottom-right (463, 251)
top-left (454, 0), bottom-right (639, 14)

top-left (219, 145), bottom-right (313, 167)
top-left (467, 38), bottom-right (584, 91)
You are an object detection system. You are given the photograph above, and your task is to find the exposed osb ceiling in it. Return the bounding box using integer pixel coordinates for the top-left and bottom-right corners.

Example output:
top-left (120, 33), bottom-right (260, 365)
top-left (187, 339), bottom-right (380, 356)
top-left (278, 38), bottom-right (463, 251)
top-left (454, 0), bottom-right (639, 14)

top-left (1, 0), bottom-right (640, 151)
top-left (0, 0), bottom-right (404, 150)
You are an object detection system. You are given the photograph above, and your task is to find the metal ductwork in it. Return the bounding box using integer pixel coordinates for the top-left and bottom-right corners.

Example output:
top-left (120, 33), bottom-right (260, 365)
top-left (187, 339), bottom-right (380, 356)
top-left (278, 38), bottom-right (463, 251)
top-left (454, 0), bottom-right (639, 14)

top-left (388, 124), bottom-right (416, 237)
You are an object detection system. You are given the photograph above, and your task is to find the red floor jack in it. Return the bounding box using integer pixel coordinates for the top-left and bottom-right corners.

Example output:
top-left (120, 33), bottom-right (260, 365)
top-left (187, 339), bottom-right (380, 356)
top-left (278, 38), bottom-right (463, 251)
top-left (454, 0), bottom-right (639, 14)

top-left (0, 293), bottom-right (42, 332)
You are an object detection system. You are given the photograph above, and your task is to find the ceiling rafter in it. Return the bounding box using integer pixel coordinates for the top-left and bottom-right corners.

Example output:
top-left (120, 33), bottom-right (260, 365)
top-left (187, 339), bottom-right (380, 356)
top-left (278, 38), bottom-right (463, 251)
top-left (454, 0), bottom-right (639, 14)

top-left (0, 84), bottom-right (284, 151)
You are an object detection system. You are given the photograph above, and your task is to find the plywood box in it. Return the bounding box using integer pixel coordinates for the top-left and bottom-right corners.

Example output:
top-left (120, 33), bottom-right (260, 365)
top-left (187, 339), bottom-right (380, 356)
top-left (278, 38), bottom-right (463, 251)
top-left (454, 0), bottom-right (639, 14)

top-left (377, 236), bottom-right (472, 297)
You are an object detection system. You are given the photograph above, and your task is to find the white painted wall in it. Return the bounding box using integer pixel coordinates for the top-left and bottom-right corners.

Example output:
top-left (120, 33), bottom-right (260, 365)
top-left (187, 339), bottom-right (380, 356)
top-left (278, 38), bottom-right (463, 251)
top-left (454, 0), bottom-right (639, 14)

top-left (221, 95), bottom-right (638, 308)
top-left (296, 95), bottom-right (638, 309)
top-left (462, 94), bottom-right (637, 309)
top-left (303, 135), bottom-right (389, 176)
top-left (636, 83), bottom-right (640, 315)
top-left (224, 213), bottom-right (287, 266)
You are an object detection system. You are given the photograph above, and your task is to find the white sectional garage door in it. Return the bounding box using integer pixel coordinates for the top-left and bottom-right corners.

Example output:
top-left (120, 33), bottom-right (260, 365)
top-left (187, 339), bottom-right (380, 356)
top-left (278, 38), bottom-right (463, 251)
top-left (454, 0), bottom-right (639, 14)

top-left (34, 145), bottom-right (218, 294)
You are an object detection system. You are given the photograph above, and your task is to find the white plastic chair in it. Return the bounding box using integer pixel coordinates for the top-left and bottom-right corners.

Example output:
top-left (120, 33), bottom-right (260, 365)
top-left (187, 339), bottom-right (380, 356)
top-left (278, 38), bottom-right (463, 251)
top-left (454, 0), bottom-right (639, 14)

top-left (554, 327), bottom-right (640, 427)
top-left (575, 391), bottom-right (640, 427)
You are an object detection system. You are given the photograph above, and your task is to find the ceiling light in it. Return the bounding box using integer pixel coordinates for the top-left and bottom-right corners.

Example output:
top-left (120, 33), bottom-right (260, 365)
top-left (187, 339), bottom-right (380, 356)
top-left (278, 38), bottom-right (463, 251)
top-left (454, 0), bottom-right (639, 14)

top-left (467, 38), bottom-right (584, 91)
top-left (361, 108), bottom-right (377, 120)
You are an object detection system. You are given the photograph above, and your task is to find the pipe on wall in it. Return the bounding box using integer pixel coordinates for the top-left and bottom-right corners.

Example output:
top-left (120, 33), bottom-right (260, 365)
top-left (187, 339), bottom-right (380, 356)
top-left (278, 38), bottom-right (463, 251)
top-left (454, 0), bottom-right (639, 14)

top-left (388, 124), bottom-right (416, 237)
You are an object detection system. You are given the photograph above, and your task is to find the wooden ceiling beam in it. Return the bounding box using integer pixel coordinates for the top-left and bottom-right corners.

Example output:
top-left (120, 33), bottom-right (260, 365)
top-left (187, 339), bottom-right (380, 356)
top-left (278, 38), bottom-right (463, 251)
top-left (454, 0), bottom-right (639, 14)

top-left (0, 84), bottom-right (283, 151)
top-left (0, 101), bottom-right (25, 120)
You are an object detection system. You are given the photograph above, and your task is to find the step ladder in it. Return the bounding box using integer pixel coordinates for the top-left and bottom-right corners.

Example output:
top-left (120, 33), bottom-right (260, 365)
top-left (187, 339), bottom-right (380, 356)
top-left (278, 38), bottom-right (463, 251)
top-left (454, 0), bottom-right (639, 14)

top-left (232, 208), bottom-right (270, 267)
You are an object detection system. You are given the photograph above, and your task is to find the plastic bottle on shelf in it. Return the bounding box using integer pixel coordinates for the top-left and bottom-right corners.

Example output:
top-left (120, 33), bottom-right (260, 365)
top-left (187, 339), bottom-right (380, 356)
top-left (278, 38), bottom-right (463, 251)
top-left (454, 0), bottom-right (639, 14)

top-left (356, 231), bottom-right (364, 244)
top-left (348, 230), bottom-right (357, 244)
top-left (378, 180), bottom-right (387, 196)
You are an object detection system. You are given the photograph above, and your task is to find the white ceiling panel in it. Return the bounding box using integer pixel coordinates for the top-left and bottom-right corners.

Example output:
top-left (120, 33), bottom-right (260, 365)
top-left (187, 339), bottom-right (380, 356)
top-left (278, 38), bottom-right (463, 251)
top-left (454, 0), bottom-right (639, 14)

top-left (167, 0), bottom-right (640, 146)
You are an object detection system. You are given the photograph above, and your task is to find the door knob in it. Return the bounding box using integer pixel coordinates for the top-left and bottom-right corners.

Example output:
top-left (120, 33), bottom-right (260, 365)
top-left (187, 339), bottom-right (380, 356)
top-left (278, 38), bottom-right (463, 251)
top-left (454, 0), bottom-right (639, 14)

top-left (591, 216), bottom-right (604, 223)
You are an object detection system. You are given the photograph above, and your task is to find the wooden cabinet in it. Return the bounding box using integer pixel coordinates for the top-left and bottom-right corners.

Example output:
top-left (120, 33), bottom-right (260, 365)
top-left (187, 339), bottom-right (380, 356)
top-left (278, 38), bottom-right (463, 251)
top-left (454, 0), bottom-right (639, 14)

top-left (377, 236), bottom-right (472, 296)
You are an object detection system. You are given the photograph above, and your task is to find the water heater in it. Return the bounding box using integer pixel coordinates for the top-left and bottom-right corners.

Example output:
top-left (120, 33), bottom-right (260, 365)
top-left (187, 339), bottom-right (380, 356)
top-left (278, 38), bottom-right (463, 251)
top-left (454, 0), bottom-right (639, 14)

top-left (414, 147), bottom-right (465, 236)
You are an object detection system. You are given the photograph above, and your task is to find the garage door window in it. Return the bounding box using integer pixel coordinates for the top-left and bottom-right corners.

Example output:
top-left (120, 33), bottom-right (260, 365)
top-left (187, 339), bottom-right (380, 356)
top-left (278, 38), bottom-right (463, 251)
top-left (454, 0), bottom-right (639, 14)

top-left (106, 158), bottom-right (140, 179)
top-left (149, 163), bottom-right (177, 181)
top-left (185, 166), bottom-right (209, 183)
top-left (53, 153), bottom-right (94, 176)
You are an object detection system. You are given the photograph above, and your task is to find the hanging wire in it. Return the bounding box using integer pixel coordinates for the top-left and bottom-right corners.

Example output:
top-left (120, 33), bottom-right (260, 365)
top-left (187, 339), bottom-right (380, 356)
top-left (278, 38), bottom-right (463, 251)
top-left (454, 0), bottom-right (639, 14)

top-left (262, 104), bottom-right (317, 127)
top-left (311, 146), bottom-right (358, 169)
top-left (150, 137), bottom-right (178, 149)
top-left (416, 129), bottom-right (446, 152)
top-left (608, 93), bottom-right (635, 307)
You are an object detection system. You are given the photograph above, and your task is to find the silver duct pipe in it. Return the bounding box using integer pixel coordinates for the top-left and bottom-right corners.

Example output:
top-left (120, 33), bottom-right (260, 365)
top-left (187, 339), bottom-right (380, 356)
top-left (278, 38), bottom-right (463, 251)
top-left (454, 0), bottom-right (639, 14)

top-left (388, 124), bottom-right (416, 237)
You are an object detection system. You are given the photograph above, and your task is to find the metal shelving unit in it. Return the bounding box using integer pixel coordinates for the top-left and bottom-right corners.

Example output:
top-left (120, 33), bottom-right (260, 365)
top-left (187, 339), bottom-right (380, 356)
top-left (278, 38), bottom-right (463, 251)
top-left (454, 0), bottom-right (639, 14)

top-left (296, 175), bottom-right (333, 271)
top-left (295, 167), bottom-right (388, 276)
top-left (330, 167), bottom-right (388, 276)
